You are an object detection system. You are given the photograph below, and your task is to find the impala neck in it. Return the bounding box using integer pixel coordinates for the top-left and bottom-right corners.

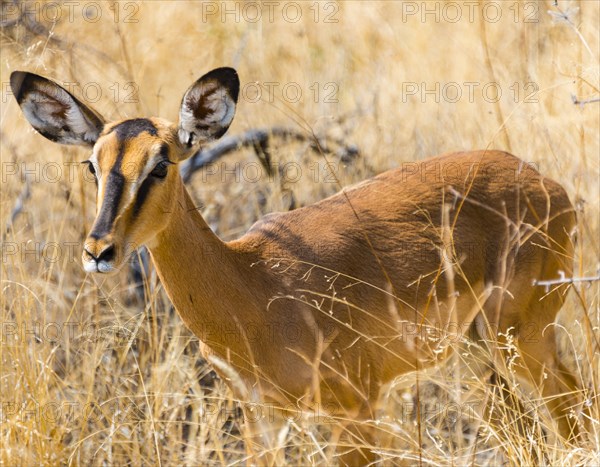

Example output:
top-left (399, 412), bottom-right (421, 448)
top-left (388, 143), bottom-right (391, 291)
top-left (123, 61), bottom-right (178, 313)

top-left (147, 180), bottom-right (265, 352)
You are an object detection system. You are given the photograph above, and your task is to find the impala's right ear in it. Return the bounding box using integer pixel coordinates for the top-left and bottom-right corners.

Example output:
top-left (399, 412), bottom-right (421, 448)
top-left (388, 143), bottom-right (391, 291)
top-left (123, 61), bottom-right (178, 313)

top-left (10, 71), bottom-right (105, 147)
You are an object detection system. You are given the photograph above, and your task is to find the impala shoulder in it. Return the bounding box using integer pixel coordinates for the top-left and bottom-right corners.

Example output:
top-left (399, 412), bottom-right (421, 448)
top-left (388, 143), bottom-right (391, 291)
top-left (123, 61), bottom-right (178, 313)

top-left (247, 212), bottom-right (284, 234)
top-left (242, 212), bottom-right (289, 247)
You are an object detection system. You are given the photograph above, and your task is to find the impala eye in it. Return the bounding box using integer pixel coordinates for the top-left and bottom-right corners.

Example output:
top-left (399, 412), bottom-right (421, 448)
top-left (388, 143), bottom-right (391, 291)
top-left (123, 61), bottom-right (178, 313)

top-left (150, 161), bottom-right (170, 179)
top-left (83, 160), bottom-right (96, 177)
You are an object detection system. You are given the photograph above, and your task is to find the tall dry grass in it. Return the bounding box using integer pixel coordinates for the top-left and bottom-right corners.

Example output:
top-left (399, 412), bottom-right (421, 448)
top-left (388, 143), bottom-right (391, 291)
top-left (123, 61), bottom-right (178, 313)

top-left (1, 1), bottom-right (598, 465)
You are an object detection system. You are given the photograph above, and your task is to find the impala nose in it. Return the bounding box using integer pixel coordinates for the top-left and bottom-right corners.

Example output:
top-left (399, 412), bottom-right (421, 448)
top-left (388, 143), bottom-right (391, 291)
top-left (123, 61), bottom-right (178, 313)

top-left (83, 243), bottom-right (116, 273)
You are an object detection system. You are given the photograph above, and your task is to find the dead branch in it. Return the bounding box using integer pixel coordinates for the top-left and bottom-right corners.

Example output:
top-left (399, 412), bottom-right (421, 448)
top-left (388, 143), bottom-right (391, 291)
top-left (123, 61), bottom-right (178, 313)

top-left (533, 269), bottom-right (600, 292)
top-left (571, 95), bottom-right (600, 107)
top-left (6, 174), bottom-right (31, 232)
top-left (1, 0), bottom-right (130, 80)
top-left (179, 127), bottom-right (360, 183)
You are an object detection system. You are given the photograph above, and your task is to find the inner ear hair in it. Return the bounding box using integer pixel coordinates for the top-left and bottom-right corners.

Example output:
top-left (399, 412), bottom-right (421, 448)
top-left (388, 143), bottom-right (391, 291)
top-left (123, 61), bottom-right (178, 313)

top-left (178, 67), bottom-right (239, 150)
top-left (10, 71), bottom-right (105, 147)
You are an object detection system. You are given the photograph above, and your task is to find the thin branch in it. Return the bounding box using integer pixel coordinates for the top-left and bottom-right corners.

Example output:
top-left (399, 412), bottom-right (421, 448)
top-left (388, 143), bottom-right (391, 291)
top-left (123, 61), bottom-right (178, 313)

top-left (179, 127), bottom-right (360, 183)
top-left (571, 95), bottom-right (600, 107)
top-left (1, 1), bottom-right (130, 80)
top-left (548, 3), bottom-right (594, 59)
top-left (533, 269), bottom-right (600, 293)
top-left (6, 174), bottom-right (31, 232)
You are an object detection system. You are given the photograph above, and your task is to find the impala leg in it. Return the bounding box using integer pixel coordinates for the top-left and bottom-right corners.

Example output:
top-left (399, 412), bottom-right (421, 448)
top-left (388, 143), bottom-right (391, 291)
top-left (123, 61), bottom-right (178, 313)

top-left (481, 305), bottom-right (583, 444)
top-left (514, 238), bottom-right (582, 442)
top-left (479, 210), bottom-right (582, 442)
top-left (336, 420), bottom-right (378, 467)
top-left (483, 300), bottom-right (582, 440)
top-left (513, 325), bottom-right (582, 442)
top-left (241, 405), bottom-right (289, 467)
top-left (485, 328), bottom-right (581, 444)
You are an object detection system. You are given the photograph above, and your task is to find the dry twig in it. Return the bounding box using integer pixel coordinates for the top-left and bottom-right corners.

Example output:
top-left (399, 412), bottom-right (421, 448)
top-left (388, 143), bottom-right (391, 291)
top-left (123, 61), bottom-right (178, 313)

top-left (6, 174), bottom-right (31, 232)
top-left (180, 127), bottom-right (359, 183)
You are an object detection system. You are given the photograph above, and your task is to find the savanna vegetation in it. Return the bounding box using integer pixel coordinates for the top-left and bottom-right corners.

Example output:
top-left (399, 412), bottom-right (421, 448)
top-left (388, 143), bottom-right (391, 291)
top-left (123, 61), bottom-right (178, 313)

top-left (1, 1), bottom-right (598, 465)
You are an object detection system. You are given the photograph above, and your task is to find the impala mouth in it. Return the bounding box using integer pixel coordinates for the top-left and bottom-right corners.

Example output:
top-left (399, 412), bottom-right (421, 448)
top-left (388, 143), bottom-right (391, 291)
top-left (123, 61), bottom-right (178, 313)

top-left (82, 248), bottom-right (121, 274)
top-left (82, 257), bottom-right (119, 274)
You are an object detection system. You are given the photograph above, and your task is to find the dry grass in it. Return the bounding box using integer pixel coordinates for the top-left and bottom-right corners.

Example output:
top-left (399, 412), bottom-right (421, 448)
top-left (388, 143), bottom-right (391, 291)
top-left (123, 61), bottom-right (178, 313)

top-left (1, 1), bottom-right (599, 465)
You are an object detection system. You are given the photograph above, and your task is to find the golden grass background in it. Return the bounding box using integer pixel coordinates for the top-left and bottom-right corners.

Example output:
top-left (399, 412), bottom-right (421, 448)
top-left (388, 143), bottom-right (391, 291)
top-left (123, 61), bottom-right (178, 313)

top-left (1, 0), bottom-right (599, 465)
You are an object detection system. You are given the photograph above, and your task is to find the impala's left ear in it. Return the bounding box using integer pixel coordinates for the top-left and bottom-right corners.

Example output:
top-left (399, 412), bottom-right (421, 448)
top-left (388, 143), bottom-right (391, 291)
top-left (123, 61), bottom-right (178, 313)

top-left (177, 67), bottom-right (239, 155)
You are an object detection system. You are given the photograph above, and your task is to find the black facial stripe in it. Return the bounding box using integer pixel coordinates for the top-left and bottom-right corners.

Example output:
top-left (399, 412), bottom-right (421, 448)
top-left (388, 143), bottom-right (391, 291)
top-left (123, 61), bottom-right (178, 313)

top-left (108, 118), bottom-right (158, 141)
top-left (90, 120), bottom-right (162, 238)
top-left (89, 170), bottom-right (125, 239)
top-left (159, 142), bottom-right (169, 160)
top-left (131, 176), bottom-right (155, 220)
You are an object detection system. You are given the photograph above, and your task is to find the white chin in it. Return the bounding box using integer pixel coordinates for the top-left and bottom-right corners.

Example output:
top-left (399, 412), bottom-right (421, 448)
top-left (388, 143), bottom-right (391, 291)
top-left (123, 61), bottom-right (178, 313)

top-left (82, 260), bottom-right (117, 274)
top-left (82, 261), bottom-right (97, 274)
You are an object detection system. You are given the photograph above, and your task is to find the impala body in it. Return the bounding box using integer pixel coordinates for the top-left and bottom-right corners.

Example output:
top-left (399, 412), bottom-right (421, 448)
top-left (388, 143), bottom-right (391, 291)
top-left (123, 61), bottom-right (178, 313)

top-left (11, 68), bottom-right (579, 465)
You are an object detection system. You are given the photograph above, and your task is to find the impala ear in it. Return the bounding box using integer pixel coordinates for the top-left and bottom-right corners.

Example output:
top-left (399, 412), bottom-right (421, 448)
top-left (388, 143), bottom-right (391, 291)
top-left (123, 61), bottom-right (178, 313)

top-left (177, 67), bottom-right (239, 154)
top-left (10, 71), bottom-right (105, 147)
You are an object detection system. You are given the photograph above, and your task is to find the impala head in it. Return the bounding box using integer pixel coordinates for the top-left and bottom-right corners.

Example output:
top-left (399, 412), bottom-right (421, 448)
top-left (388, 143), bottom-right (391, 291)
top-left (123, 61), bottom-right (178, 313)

top-left (11, 68), bottom-right (239, 274)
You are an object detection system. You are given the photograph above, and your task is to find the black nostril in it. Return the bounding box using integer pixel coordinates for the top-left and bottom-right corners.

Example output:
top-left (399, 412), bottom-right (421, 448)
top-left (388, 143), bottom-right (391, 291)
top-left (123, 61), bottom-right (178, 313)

top-left (84, 247), bottom-right (97, 260)
top-left (97, 245), bottom-right (115, 263)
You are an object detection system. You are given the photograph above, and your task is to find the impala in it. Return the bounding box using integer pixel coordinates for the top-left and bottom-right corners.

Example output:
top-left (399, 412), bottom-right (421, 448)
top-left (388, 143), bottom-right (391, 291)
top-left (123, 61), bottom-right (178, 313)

top-left (11, 68), bottom-right (580, 465)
